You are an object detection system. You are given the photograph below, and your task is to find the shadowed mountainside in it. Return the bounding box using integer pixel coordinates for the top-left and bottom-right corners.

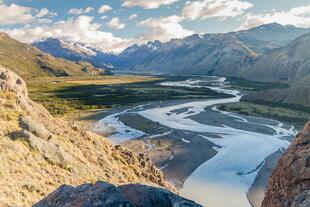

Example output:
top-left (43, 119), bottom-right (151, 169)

top-left (241, 32), bottom-right (310, 112)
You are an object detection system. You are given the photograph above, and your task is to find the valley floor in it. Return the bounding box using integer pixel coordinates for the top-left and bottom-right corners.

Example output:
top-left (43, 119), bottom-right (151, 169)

top-left (28, 74), bottom-right (306, 207)
top-left (81, 76), bottom-right (296, 207)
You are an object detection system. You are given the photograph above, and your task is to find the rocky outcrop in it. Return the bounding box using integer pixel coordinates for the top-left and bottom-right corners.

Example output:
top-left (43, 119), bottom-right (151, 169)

top-left (33, 181), bottom-right (201, 207)
top-left (261, 121), bottom-right (310, 207)
top-left (0, 66), bottom-right (175, 207)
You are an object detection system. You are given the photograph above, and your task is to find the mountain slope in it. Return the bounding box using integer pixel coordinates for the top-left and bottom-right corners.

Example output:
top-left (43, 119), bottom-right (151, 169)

top-left (32, 23), bottom-right (310, 76)
top-left (262, 121), bottom-right (310, 207)
top-left (0, 33), bottom-right (102, 79)
top-left (239, 32), bottom-right (310, 111)
top-left (132, 33), bottom-right (258, 76)
top-left (115, 40), bottom-right (162, 68)
top-left (131, 23), bottom-right (310, 76)
top-left (240, 32), bottom-right (310, 83)
top-left (235, 23), bottom-right (310, 45)
top-left (32, 38), bottom-right (116, 68)
top-left (0, 66), bottom-right (175, 206)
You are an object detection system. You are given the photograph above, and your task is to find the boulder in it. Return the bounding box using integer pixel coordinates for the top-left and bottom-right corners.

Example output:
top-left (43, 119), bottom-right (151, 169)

top-left (33, 181), bottom-right (202, 207)
top-left (119, 184), bottom-right (202, 207)
top-left (19, 116), bottom-right (53, 140)
top-left (33, 181), bottom-right (133, 207)
top-left (21, 130), bottom-right (70, 167)
top-left (0, 66), bottom-right (27, 97)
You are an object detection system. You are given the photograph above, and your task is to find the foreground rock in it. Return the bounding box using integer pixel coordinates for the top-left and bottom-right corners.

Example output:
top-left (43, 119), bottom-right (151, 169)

top-left (0, 66), bottom-right (175, 206)
top-left (262, 121), bottom-right (310, 207)
top-left (34, 181), bottom-right (201, 207)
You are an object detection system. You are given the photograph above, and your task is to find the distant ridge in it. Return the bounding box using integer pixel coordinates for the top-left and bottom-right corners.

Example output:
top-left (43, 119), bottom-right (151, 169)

top-left (0, 32), bottom-right (103, 79)
top-left (33, 23), bottom-right (310, 76)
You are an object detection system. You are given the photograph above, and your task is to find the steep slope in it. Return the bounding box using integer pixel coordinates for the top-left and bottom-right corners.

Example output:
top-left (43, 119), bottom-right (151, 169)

top-left (0, 33), bottom-right (102, 79)
top-left (115, 40), bottom-right (162, 68)
top-left (132, 33), bottom-right (258, 76)
top-left (240, 32), bottom-right (310, 111)
top-left (240, 32), bottom-right (310, 83)
top-left (0, 66), bottom-right (175, 207)
top-left (33, 181), bottom-right (202, 207)
top-left (261, 121), bottom-right (310, 207)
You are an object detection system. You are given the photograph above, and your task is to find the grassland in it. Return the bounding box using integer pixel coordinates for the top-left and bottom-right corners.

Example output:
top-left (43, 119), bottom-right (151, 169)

top-left (27, 75), bottom-right (159, 116)
top-left (218, 77), bottom-right (310, 128)
top-left (227, 77), bottom-right (290, 92)
top-left (28, 75), bottom-right (231, 117)
top-left (218, 102), bottom-right (309, 129)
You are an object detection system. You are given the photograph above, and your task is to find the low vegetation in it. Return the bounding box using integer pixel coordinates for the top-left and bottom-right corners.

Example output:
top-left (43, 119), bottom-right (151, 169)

top-left (218, 102), bottom-right (309, 129)
top-left (28, 75), bottom-right (230, 117)
top-left (27, 75), bottom-right (159, 116)
top-left (227, 77), bottom-right (289, 91)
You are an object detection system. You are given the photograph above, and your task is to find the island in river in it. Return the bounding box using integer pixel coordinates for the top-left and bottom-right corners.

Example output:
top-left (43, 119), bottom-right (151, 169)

top-left (92, 76), bottom-right (296, 207)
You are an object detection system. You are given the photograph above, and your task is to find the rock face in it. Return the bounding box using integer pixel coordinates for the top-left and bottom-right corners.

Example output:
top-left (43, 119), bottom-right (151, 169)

top-left (33, 181), bottom-right (201, 207)
top-left (0, 66), bottom-right (175, 207)
top-left (261, 122), bottom-right (310, 207)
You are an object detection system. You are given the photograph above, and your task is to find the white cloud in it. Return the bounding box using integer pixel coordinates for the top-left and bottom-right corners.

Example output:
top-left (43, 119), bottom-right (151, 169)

top-left (68, 7), bottom-right (94, 15)
top-left (36, 8), bottom-right (57, 18)
top-left (85, 7), bottom-right (94, 13)
top-left (240, 5), bottom-right (310, 29)
top-left (182, 0), bottom-right (253, 21)
top-left (122, 0), bottom-right (178, 9)
top-left (4, 15), bottom-right (132, 53)
top-left (101, 15), bottom-right (108, 20)
top-left (139, 15), bottom-right (194, 42)
top-left (0, 3), bottom-right (56, 25)
top-left (98, 5), bottom-right (112, 14)
top-left (68, 8), bottom-right (83, 15)
top-left (107, 17), bottom-right (125, 29)
top-left (129, 14), bottom-right (138, 20)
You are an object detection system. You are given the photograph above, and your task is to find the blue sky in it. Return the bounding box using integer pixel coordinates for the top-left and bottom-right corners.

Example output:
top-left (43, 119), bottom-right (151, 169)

top-left (1, 0), bottom-right (310, 52)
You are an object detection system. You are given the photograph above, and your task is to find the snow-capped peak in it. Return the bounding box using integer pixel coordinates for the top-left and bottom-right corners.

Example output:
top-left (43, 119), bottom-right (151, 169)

top-left (61, 41), bottom-right (97, 57)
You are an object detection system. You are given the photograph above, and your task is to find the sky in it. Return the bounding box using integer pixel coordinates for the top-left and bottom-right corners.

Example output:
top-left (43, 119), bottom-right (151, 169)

top-left (1, 0), bottom-right (310, 53)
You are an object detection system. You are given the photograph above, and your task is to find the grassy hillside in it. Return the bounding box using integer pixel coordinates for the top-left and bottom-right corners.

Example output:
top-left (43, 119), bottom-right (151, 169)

top-left (0, 32), bottom-right (102, 80)
top-left (0, 67), bottom-right (175, 206)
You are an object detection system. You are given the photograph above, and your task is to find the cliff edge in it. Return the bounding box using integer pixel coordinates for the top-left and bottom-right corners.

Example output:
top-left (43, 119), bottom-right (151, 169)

top-left (262, 121), bottom-right (310, 207)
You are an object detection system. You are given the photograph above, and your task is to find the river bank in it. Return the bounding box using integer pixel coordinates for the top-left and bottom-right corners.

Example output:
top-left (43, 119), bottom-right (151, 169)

top-left (92, 76), bottom-right (296, 207)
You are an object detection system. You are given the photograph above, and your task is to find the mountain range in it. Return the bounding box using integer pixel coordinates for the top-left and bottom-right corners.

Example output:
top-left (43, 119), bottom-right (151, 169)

top-left (33, 23), bottom-right (310, 77)
top-left (0, 32), bottom-right (105, 80)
